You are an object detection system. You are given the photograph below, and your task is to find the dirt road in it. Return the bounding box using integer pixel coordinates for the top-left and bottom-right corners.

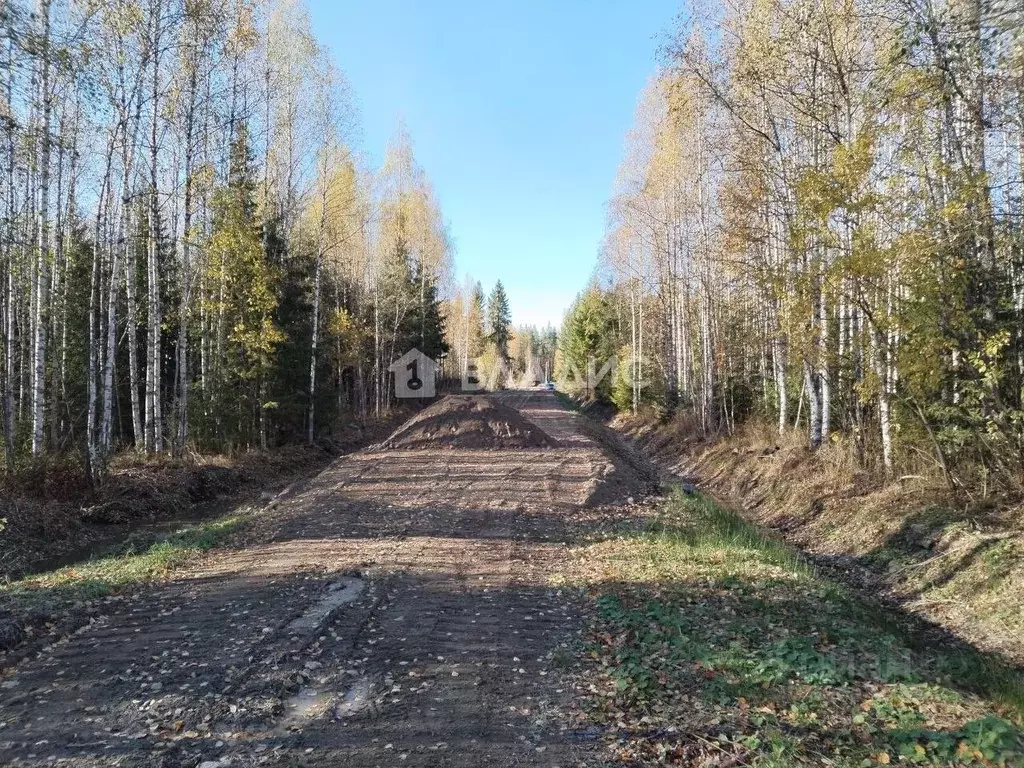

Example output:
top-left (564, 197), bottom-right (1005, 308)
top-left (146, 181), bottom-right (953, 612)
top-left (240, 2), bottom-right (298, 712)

top-left (0, 391), bottom-right (651, 767)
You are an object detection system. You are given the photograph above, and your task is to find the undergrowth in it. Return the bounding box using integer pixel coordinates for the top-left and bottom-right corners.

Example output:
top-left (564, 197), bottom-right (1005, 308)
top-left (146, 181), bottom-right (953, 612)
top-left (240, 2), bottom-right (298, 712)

top-left (615, 412), bottom-right (1024, 669)
top-left (1, 515), bottom-right (245, 607)
top-left (576, 489), bottom-right (1024, 766)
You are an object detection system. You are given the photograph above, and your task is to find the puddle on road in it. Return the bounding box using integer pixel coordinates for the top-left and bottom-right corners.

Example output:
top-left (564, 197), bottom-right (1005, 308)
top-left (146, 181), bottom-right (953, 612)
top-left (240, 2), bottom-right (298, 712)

top-left (334, 676), bottom-right (373, 718)
top-left (277, 675), bottom-right (375, 734)
top-left (275, 577), bottom-right (369, 734)
top-left (279, 687), bottom-right (336, 732)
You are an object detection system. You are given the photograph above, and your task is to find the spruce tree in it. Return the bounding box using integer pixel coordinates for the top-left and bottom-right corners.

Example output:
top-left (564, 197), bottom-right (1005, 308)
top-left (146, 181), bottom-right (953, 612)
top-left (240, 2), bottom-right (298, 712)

top-left (559, 289), bottom-right (616, 400)
top-left (468, 282), bottom-right (486, 359)
top-left (412, 274), bottom-right (449, 363)
top-left (487, 280), bottom-right (512, 360)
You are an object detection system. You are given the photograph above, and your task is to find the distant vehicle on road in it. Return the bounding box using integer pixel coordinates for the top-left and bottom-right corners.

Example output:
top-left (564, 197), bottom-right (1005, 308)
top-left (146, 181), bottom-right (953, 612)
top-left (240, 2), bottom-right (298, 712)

top-left (543, 381), bottom-right (555, 391)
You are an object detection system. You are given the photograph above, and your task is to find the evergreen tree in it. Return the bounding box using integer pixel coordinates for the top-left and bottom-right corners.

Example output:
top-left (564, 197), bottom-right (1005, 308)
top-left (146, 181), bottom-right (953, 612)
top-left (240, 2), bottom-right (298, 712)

top-left (409, 270), bottom-right (449, 363)
top-left (0, 0), bottom-right (478, 470)
top-left (487, 280), bottom-right (512, 360)
top-left (203, 124), bottom-right (284, 447)
top-left (558, 289), bottom-right (617, 401)
top-left (271, 231), bottom-right (316, 443)
top-left (468, 282), bottom-right (486, 359)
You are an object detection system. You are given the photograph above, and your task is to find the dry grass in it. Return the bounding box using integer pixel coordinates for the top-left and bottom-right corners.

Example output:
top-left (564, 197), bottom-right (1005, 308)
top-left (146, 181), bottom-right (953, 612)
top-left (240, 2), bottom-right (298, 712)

top-left (0, 445), bottom-right (333, 581)
top-left (0, 408), bottom-right (418, 582)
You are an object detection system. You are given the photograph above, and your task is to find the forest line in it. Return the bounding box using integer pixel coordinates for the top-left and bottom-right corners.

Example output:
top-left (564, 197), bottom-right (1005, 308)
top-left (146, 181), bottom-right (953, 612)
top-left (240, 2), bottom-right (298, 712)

top-left (6, 0), bottom-right (1024, 498)
top-left (0, 0), bottom-right (540, 482)
top-left (556, 0), bottom-right (1024, 492)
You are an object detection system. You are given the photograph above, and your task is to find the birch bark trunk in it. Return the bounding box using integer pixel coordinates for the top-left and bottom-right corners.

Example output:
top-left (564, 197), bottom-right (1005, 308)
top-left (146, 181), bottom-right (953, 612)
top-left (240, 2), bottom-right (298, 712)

top-left (3, 33), bottom-right (17, 466)
top-left (30, 0), bottom-right (53, 456)
top-left (145, 0), bottom-right (164, 453)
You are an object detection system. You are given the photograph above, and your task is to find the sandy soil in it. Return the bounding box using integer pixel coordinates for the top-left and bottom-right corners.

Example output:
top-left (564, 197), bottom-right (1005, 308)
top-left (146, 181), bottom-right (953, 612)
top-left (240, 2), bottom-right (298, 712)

top-left (0, 390), bottom-right (652, 767)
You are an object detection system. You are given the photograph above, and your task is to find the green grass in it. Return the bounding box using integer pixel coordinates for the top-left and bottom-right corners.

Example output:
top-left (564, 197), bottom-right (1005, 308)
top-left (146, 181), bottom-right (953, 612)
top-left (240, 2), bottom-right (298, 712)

top-left (577, 489), bottom-right (1024, 766)
top-left (1, 515), bottom-right (245, 606)
top-left (552, 388), bottom-right (581, 412)
top-left (642, 490), bottom-right (812, 575)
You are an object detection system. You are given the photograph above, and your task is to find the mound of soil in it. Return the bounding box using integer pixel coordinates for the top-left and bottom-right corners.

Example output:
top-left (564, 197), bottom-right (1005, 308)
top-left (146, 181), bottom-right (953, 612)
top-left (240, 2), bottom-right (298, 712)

top-left (382, 395), bottom-right (556, 450)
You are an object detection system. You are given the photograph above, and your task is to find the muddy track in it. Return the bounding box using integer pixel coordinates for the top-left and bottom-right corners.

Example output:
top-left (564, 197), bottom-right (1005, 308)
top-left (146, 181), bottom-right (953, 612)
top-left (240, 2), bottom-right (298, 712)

top-left (0, 391), bottom-right (651, 767)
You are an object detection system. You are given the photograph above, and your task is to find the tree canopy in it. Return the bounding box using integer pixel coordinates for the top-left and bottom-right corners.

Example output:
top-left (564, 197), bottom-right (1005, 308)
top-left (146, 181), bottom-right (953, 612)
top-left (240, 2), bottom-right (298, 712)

top-left (561, 0), bottom-right (1024, 492)
top-left (0, 0), bottom-right (509, 479)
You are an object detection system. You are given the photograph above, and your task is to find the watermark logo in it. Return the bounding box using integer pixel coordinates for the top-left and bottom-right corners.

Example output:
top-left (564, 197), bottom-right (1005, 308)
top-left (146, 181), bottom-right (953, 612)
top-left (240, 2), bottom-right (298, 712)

top-left (392, 348), bottom-right (652, 399)
top-left (461, 358), bottom-right (518, 392)
top-left (556, 356), bottom-right (650, 392)
top-left (389, 348), bottom-right (439, 398)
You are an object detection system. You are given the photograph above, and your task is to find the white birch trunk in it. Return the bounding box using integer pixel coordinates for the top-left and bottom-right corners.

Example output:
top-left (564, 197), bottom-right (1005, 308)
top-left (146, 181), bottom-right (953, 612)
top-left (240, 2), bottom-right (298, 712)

top-left (30, 0), bottom-right (53, 456)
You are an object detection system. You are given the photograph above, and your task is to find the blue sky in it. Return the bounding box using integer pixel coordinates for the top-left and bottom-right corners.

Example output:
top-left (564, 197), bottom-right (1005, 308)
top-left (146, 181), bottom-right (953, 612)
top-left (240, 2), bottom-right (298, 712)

top-left (307, 0), bottom-right (683, 329)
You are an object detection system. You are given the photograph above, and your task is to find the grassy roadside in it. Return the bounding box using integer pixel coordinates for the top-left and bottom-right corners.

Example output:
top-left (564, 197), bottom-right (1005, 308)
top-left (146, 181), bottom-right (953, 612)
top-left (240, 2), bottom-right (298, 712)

top-left (0, 445), bottom-right (336, 583)
top-left (554, 389), bottom-right (582, 412)
top-left (0, 508), bottom-right (257, 666)
top-left (1, 513), bottom-right (246, 607)
top-left (0, 410), bottom-right (419, 616)
top-left (571, 489), bottom-right (1024, 766)
top-left (611, 411), bottom-right (1024, 669)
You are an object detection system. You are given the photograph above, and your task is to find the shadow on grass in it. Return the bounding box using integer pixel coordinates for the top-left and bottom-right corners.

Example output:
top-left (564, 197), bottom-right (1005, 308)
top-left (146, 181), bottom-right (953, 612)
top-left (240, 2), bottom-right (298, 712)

top-left (582, 490), bottom-right (1024, 766)
top-left (862, 507), bottom-right (1017, 595)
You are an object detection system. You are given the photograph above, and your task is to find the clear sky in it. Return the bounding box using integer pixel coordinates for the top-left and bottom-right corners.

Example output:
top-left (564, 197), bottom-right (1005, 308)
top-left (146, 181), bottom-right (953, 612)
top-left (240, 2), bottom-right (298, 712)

top-left (307, 0), bottom-right (683, 329)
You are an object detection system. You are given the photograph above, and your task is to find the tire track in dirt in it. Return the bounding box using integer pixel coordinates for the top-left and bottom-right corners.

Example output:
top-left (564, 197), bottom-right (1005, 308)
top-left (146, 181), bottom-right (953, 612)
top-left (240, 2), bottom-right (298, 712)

top-left (0, 391), bottom-right (652, 767)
